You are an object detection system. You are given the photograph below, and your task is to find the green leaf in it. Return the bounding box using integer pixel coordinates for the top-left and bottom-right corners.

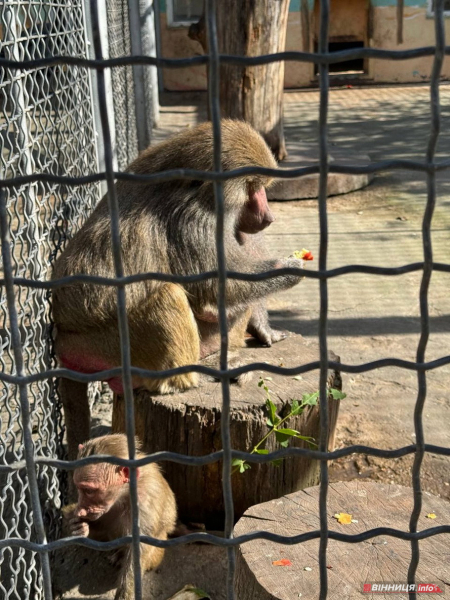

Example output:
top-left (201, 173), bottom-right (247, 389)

top-left (188, 588), bottom-right (211, 599)
top-left (255, 448), bottom-right (269, 454)
top-left (294, 434), bottom-right (316, 443)
top-left (232, 459), bottom-right (250, 473)
top-left (290, 399), bottom-right (303, 415)
top-left (277, 428), bottom-right (301, 437)
top-left (258, 379), bottom-right (264, 387)
top-left (302, 391), bottom-right (319, 406)
top-left (329, 388), bottom-right (347, 400)
top-left (266, 398), bottom-right (277, 425)
top-left (275, 430), bottom-right (291, 447)
top-left (271, 458), bottom-right (283, 467)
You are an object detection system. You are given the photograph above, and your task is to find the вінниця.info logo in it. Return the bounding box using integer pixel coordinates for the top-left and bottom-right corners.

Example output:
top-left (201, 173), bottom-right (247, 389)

top-left (363, 583), bottom-right (444, 594)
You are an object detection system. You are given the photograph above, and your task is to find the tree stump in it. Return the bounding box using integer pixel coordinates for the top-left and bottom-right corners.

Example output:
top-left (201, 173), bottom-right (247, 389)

top-left (234, 481), bottom-right (450, 599)
top-left (112, 334), bottom-right (341, 528)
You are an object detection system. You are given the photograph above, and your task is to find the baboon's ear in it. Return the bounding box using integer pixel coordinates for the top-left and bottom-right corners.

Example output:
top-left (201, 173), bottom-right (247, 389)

top-left (121, 466), bottom-right (140, 483)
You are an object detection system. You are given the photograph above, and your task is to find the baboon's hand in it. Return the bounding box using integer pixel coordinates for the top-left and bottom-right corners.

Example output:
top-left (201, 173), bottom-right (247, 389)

top-left (69, 516), bottom-right (89, 537)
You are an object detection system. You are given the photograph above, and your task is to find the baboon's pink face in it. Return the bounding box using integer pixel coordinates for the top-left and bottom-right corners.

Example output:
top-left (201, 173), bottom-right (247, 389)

top-left (238, 184), bottom-right (275, 234)
top-left (73, 465), bottom-right (130, 521)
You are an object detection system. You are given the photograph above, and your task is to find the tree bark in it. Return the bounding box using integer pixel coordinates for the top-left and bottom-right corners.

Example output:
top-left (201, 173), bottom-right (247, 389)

top-left (189, 0), bottom-right (290, 161)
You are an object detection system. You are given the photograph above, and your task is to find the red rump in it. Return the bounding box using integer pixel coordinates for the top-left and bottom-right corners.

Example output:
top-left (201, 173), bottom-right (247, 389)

top-left (59, 353), bottom-right (130, 394)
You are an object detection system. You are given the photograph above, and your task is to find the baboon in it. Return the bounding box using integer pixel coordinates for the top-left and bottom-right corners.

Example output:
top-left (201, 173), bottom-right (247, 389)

top-left (62, 434), bottom-right (176, 600)
top-left (52, 120), bottom-right (304, 458)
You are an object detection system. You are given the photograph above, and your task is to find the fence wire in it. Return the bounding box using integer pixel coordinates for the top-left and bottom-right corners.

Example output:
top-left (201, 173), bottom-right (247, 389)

top-left (0, 1), bottom-right (100, 597)
top-left (0, 1), bottom-right (449, 600)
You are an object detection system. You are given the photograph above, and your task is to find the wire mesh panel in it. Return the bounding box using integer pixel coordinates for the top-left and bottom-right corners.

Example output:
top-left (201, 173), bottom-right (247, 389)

top-left (1, 1), bottom-right (450, 600)
top-left (0, 1), bottom-right (100, 597)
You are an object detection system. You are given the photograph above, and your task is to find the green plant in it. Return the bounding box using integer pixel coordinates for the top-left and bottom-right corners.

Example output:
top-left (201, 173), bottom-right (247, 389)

top-left (232, 378), bottom-right (346, 474)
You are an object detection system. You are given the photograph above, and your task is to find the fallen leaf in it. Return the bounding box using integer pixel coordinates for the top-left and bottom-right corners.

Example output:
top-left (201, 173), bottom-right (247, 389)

top-left (351, 519), bottom-right (359, 524)
top-left (426, 513), bottom-right (437, 519)
top-left (272, 559), bottom-right (292, 567)
top-left (327, 565), bottom-right (333, 569)
top-left (334, 512), bottom-right (352, 524)
top-left (293, 375), bottom-right (303, 381)
top-left (304, 566), bottom-right (312, 571)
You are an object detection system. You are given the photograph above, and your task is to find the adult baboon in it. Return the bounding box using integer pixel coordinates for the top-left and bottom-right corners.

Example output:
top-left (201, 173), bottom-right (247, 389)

top-left (52, 120), bottom-right (304, 458)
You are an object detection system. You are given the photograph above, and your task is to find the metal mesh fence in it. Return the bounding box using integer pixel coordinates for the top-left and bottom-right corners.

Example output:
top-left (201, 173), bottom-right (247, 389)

top-left (0, 1), bottom-right (100, 597)
top-left (1, 1), bottom-right (450, 600)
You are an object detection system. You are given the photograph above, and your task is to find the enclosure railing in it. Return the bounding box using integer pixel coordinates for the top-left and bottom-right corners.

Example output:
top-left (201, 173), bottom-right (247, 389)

top-left (1, 0), bottom-right (450, 599)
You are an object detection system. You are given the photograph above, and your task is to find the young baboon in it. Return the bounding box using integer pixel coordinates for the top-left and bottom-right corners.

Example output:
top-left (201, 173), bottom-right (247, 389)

top-left (62, 434), bottom-right (176, 600)
top-left (52, 120), bottom-right (304, 458)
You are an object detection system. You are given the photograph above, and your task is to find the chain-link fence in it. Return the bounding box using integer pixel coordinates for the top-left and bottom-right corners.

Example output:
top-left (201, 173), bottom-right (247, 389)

top-left (0, 1), bottom-right (100, 597)
top-left (0, 0), bottom-right (153, 597)
top-left (1, 0), bottom-right (450, 599)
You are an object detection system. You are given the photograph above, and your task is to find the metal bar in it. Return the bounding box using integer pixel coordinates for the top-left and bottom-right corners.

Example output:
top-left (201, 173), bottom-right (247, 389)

top-left (407, 0), bottom-right (446, 596)
top-left (2, 522), bottom-right (450, 554)
top-left (91, 0), bottom-right (119, 176)
top-left (317, 1), bottom-right (330, 598)
top-left (89, 1), bottom-right (142, 598)
top-left (5, 46), bottom-right (450, 71)
top-left (7, 153), bottom-right (450, 190)
top-left (152, 0), bottom-right (164, 93)
top-left (205, 1), bottom-right (235, 598)
top-left (128, 0), bottom-right (151, 151)
top-left (4, 261), bottom-right (450, 292)
top-left (140, 0), bottom-right (160, 126)
top-left (2, 442), bottom-right (450, 475)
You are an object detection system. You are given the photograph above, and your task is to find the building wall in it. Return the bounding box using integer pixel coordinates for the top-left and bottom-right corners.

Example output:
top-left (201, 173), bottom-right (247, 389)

top-left (159, 0), bottom-right (450, 91)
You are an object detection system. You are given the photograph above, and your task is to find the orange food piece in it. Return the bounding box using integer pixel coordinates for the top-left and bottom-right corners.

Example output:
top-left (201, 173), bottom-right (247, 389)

top-left (334, 512), bottom-right (352, 524)
top-left (297, 248), bottom-right (314, 261)
top-left (272, 559), bottom-right (292, 567)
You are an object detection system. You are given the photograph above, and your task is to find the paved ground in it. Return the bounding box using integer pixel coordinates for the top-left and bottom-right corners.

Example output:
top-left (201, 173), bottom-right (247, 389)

top-left (153, 84), bottom-right (450, 499)
top-left (61, 85), bottom-right (450, 598)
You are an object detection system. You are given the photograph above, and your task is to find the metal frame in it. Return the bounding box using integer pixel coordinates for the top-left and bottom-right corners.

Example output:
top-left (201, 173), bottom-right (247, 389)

top-left (1, 0), bottom-right (450, 599)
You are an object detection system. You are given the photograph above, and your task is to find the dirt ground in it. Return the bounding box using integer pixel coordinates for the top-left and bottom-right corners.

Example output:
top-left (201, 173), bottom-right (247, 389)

top-left (59, 85), bottom-right (450, 598)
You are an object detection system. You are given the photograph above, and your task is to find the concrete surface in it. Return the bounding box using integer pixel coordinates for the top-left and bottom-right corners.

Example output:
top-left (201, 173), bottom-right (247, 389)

top-left (61, 85), bottom-right (450, 598)
top-left (267, 143), bottom-right (372, 199)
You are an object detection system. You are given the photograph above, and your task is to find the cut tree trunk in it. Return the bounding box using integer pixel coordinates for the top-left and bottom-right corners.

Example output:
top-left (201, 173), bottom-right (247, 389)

top-left (112, 334), bottom-right (341, 529)
top-left (234, 481), bottom-right (450, 599)
top-left (188, 0), bottom-right (290, 161)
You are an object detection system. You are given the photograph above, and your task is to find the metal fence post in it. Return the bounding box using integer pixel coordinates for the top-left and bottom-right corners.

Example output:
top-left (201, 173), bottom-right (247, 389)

top-left (128, 0), bottom-right (153, 151)
top-left (84, 0), bottom-right (119, 180)
top-left (140, 0), bottom-right (160, 127)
